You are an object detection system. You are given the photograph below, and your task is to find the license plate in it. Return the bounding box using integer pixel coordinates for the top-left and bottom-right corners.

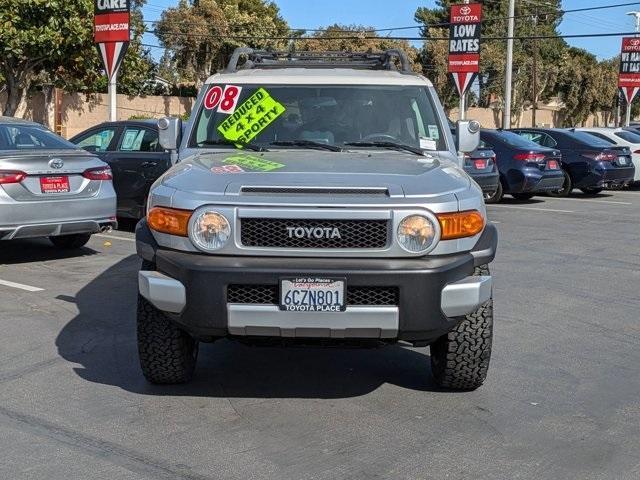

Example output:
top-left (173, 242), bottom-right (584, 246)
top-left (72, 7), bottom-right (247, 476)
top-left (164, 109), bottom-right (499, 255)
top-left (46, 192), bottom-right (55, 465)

top-left (474, 159), bottom-right (486, 169)
top-left (40, 176), bottom-right (70, 193)
top-left (618, 156), bottom-right (628, 166)
top-left (547, 160), bottom-right (559, 170)
top-left (280, 277), bottom-right (346, 312)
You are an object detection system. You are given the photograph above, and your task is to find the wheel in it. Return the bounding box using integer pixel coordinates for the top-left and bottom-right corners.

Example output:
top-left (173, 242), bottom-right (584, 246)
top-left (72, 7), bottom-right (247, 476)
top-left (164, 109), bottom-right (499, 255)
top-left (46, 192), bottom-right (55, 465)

top-left (580, 187), bottom-right (603, 195)
top-left (484, 181), bottom-right (503, 204)
top-left (511, 192), bottom-right (535, 201)
top-left (137, 294), bottom-right (198, 384)
top-left (430, 264), bottom-right (493, 391)
top-left (49, 233), bottom-right (92, 249)
top-left (547, 169), bottom-right (572, 197)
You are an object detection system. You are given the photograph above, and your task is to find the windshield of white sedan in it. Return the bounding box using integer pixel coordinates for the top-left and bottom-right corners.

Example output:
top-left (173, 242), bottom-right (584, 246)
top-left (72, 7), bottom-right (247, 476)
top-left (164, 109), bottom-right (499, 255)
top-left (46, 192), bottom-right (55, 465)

top-left (0, 124), bottom-right (76, 151)
top-left (191, 84), bottom-right (446, 151)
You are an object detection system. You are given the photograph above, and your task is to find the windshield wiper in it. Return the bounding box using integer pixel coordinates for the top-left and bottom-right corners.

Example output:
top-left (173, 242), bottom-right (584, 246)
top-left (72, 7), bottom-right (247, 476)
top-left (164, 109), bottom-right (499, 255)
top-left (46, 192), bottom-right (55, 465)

top-left (197, 139), bottom-right (268, 152)
top-left (344, 141), bottom-right (425, 156)
top-left (270, 140), bottom-right (343, 152)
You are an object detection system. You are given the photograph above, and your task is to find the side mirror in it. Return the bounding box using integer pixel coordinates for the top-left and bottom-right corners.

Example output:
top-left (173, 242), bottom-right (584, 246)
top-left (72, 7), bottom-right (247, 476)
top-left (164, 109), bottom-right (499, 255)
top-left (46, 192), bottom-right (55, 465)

top-left (158, 117), bottom-right (182, 152)
top-left (456, 120), bottom-right (481, 153)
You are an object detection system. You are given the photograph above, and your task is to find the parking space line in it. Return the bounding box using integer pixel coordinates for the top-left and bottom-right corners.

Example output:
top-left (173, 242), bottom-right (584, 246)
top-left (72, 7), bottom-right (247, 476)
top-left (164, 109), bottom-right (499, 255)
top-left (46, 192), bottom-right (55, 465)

top-left (544, 197), bottom-right (632, 206)
top-left (0, 279), bottom-right (44, 292)
top-left (95, 234), bottom-right (136, 243)
top-left (487, 205), bottom-right (574, 213)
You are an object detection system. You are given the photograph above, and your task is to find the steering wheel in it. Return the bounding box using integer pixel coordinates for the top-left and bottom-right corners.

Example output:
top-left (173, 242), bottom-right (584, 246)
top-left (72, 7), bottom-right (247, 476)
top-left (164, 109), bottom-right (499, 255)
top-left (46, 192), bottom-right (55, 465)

top-left (361, 133), bottom-right (398, 142)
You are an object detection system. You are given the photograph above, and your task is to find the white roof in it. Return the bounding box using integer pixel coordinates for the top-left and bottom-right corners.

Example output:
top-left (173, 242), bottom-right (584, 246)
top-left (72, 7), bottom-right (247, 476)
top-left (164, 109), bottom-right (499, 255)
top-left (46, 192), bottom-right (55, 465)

top-left (205, 68), bottom-right (433, 87)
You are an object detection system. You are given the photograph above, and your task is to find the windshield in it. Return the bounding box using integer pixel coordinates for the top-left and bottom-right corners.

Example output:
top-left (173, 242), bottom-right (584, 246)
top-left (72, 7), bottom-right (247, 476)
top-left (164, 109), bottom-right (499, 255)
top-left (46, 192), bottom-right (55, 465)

top-left (0, 124), bottom-right (77, 151)
top-left (190, 84), bottom-right (446, 151)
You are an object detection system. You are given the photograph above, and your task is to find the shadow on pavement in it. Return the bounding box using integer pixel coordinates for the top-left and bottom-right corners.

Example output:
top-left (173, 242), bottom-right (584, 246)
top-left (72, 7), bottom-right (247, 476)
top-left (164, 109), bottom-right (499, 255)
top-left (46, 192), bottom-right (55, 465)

top-left (0, 238), bottom-right (98, 265)
top-left (56, 256), bottom-right (444, 398)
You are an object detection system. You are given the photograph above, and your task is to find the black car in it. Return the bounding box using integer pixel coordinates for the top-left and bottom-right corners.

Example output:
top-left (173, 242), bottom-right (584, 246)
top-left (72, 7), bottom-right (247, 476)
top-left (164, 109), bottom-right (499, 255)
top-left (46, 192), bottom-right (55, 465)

top-left (480, 129), bottom-right (565, 202)
top-left (511, 128), bottom-right (635, 196)
top-left (70, 120), bottom-right (172, 219)
top-left (450, 121), bottom-right (500, 200)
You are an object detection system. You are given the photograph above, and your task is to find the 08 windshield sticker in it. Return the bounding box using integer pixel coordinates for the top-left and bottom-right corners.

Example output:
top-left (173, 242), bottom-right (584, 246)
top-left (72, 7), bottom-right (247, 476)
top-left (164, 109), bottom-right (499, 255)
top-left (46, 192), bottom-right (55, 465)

top-left (204, 85), bottom-right (243, 114)
top-left (217, 88), bottom-right (286, 144)
top-left (222, 154), bottom-right (285, 172)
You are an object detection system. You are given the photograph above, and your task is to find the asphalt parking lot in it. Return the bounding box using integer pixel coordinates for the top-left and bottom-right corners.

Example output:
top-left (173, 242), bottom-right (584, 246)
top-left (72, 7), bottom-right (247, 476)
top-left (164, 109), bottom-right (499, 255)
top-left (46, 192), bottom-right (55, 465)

top-left (1, 190), bottom-right (639, 480)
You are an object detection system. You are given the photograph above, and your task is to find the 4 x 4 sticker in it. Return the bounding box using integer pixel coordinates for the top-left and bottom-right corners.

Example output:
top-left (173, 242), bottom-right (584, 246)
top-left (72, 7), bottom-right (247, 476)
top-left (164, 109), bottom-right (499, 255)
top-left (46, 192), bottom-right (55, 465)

top-left (222, 154), bottom-right (284, 172)
top-left (217, 88), bottom-right (285, 144)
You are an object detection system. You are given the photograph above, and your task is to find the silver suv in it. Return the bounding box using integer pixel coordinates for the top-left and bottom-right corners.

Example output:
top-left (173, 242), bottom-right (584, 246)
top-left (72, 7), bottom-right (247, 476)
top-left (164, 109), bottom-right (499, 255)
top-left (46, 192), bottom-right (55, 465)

top-left (136, 49), bottom-right (497, 390)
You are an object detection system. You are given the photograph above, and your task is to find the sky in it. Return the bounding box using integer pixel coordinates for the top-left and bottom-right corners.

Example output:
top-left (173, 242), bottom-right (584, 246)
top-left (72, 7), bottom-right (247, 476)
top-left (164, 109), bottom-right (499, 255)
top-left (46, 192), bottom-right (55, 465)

top-left (142, 0), bottom-right (639, 61)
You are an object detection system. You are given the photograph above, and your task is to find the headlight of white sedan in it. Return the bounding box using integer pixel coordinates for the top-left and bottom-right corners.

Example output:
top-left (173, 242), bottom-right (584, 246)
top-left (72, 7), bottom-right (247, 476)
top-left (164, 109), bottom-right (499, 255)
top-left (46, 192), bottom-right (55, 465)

top-left (189, 209), bottom-right (231, 251)
top-left (397, 214), bottom-right (437, 253)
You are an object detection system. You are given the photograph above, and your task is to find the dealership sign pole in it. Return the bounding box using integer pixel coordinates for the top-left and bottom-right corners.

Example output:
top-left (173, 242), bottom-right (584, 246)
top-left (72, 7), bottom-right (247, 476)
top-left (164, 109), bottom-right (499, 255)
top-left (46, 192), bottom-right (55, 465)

top-left (94, 0), bottom-right (131, 122)
top-left (448, 2), bottom-right (482, 121)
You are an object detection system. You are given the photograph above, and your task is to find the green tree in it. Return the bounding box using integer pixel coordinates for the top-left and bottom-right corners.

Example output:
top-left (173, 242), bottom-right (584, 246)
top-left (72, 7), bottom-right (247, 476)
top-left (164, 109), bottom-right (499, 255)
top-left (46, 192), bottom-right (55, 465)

top-left (155, 0), bottom-right (289, 84)
top-left (294, 24), bottom-right (419, 71)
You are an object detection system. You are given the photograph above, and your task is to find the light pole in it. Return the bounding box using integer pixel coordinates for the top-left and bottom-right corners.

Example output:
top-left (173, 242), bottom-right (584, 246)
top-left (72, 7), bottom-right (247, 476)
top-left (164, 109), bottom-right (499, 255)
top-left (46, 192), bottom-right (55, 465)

top-left (503, 0), bottom-right (515, 129)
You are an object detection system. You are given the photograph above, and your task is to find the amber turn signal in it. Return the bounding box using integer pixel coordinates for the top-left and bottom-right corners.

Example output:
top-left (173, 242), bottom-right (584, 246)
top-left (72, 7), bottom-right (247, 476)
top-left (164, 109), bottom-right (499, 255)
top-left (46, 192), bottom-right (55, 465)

top-left (437, 210), bottom-right (485, 240)
top-left (147, 207), bottom-right (192, 237)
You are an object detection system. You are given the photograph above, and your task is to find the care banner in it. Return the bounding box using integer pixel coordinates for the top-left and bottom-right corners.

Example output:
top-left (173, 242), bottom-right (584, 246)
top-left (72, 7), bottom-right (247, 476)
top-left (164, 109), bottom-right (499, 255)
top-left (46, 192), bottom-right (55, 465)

top-left (619, 37), bottom-right (640, 104)
top-left (94, 0), bottom-right (131, 80)
top-left (448, 3), bottom-right (482, 96)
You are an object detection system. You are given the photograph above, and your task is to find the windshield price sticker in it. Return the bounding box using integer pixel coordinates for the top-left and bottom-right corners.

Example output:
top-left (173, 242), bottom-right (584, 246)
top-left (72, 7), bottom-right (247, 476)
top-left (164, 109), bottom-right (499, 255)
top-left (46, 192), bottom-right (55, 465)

top-left (222, 154), bottom-right (284, 172)
top-left (217, 88), bottom-right (286, 144)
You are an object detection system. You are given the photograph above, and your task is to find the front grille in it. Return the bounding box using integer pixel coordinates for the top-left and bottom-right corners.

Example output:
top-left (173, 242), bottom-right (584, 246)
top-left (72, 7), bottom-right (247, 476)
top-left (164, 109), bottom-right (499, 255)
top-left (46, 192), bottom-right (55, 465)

top-left (240, 218), bottom-right (389, 249)
top-left (227, 285), bottom-right (399, 306)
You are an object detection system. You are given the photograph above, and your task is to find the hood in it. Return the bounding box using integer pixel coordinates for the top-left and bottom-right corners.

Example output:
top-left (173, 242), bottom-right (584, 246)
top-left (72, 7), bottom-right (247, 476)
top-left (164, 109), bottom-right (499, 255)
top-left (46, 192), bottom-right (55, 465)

top-left (161, 149), bottom-right (470, 198)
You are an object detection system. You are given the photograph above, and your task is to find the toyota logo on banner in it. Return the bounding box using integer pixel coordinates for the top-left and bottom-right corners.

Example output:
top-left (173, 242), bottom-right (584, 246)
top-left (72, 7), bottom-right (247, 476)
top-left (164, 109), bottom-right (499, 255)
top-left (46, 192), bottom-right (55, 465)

top-left (460, 6), bottom-right (472, 15)
top-left (94, 0), bottom-right (131, 81)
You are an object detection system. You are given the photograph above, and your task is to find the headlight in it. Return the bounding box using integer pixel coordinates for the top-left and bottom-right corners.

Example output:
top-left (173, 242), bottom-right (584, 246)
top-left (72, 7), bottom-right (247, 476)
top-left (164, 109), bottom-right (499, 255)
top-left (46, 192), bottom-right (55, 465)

top-left (189, 209), bottom-right (231, 251)
top-left (397, 214), bottom-right (437, 253)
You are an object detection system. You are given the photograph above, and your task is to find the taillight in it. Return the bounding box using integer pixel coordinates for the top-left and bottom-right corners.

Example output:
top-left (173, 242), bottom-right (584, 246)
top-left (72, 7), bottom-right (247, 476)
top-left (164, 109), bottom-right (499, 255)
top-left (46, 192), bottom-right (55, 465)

top-left (513, 152), bottom-right (546, 162)
top-left (83, 167), bottom-right (112, 180)
top-left (0, 170), bottom-right (27, 184)
top-left (583, 151), bottom-right (616, 162)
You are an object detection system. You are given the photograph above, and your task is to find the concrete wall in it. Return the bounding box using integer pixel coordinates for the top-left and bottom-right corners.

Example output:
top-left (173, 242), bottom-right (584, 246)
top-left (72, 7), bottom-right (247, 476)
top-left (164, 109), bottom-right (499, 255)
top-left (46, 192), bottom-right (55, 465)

top-left (1, 91), bottom-right (195, 138)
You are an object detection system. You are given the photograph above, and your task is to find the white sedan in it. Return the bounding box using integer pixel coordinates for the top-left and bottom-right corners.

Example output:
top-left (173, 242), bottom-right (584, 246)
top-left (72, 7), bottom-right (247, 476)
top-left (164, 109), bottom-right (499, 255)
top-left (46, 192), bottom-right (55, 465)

top-left (576, 127), bottom-right (640, 182)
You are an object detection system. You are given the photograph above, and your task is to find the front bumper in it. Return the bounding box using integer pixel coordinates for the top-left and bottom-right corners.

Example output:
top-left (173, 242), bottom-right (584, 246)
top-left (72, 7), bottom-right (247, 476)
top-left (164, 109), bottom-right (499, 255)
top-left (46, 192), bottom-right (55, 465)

top-left (136, 221), bottom-right (498, 344)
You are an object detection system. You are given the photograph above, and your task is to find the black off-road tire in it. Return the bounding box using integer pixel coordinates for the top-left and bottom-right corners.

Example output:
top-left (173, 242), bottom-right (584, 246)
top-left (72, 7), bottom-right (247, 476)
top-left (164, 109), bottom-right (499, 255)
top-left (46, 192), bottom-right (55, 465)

top-left (511, 192), bottom-right (535, 201)
top-left (430, 264), bottom-right (493, 391)
top-left (49, 233), bottom-right (92, 249)
top-left (484, 181), bottom-right (503, 204)
top-left (137, 294), bottom-right (198, 384)
top-left (547, 169), bottom-right (572, 197)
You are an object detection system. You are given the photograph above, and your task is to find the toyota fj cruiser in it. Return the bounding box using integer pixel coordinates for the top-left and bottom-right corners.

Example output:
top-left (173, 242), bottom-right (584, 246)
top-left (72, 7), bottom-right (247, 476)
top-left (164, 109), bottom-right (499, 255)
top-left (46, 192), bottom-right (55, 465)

top-left (135, 48), bottom-right (498, 390)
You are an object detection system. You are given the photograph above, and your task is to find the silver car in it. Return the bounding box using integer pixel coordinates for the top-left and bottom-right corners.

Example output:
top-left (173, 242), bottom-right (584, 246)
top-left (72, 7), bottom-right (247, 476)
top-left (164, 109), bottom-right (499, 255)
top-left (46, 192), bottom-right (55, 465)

top-left (0, 117), bottom-right (117, 248)
top-left (136, 49), bottom-right (497, 390)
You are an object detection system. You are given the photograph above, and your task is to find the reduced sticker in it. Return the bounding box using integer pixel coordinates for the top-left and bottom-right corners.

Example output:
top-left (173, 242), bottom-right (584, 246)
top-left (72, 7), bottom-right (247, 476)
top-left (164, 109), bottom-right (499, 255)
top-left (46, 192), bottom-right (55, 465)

top-left (217, 88), bottom-right (285, 144)
top-left (222, 154), bottom-right (284, 172)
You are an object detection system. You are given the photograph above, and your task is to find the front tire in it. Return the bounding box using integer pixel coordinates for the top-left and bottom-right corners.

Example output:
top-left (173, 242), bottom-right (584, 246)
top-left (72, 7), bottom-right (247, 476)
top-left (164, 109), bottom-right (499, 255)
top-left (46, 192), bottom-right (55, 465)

top-left (137, 295), bottom-right (198, 384)
top-left (547, 169), bottom-right (572, 197)
top-left (49, 233), bottom-right (92, 249)
top-left (430, 265), bottom-right (493, 390)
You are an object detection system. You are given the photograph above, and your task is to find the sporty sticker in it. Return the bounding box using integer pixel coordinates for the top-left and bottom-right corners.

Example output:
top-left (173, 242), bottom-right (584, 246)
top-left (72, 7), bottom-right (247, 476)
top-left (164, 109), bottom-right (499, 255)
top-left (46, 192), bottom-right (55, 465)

top-left (222, 154), bottom-right (284, 172)
top-left (217, 88), bottom-right (285, 144)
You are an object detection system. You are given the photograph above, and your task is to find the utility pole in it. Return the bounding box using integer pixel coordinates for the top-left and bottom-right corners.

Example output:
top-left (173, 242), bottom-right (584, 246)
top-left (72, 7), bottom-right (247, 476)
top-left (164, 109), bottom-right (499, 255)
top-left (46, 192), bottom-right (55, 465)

top-left (503, 0), bottom-right (516, 129)
top-left (531, 11), bottom-right (538, 127)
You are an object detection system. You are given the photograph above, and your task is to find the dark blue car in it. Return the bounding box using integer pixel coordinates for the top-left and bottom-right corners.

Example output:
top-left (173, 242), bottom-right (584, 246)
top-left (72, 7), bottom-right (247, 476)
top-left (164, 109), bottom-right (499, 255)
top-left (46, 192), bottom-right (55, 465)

top-left (511, 128), bottom-right (635, 196)
top-left (480, 129), bottom-right (565, 202)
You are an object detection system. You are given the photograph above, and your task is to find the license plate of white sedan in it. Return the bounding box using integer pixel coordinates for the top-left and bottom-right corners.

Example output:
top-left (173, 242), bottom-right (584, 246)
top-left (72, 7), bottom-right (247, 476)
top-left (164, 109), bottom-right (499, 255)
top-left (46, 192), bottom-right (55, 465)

top-left (618, 157), bottom-right (628, 166)
top-left (280, 277), bottom-right (346, 312)
top-left (40, 176), bottom-right (70, 193)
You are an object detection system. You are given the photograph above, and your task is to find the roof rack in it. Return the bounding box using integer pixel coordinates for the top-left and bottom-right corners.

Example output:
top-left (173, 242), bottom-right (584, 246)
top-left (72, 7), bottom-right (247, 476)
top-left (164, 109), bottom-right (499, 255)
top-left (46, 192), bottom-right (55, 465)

top-left (224, 48), bottom-right (413, 74)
